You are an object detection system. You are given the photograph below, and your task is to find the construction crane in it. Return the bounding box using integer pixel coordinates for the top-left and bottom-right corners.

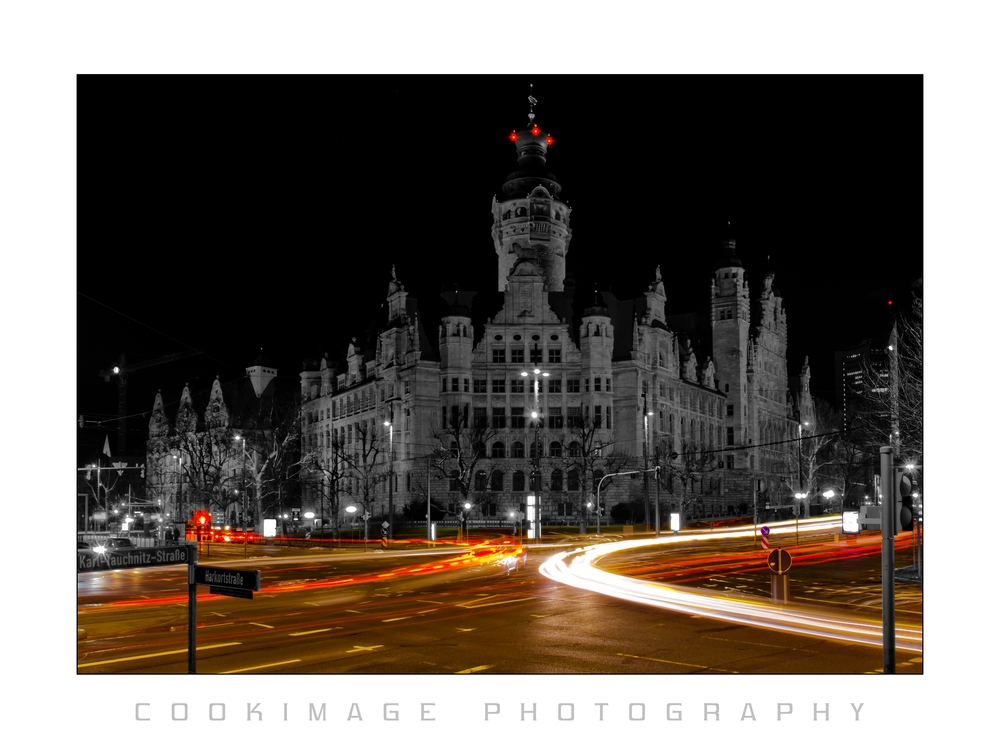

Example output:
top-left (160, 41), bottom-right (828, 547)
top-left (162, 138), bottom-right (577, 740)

top-left (99, 350), bottom-right (202, 454)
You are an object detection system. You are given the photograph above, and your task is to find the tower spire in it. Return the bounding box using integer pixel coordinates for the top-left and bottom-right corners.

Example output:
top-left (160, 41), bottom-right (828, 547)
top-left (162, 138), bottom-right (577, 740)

top-left (527, 83), bottom-right (537, 125)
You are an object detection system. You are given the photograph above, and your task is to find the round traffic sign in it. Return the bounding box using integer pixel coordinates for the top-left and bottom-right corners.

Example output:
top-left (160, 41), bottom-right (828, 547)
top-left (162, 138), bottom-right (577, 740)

top-left (766, 547), bottom-right (792, 575)
top-left (760, 525), bottom-right (770, 537)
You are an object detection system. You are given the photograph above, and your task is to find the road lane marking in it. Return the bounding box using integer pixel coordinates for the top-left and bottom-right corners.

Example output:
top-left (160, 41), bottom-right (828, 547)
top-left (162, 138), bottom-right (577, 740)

top-left (78, 642), bottom-right (241, 668)
top-left (345, 610), bottom-right (362, 614)
top-left (209, 612), bottom-right (226, 617)
top-left (459, 597), bottom-right (534, 609)
top-left (418, 609), bottom-right (439, 614)
top-left (418, 600), bottom-right (445, 605)
top-left (220, 659), bottom-right (302, 674)
top-left (455, 665), bottom-right (493, 674)
top-left (305, 602), bottom-right (320, 607)
top-left (456, 628), bottom-right (475, 632)
top-left (346, 645), bottom-right (384, 652)
top-left (289, 629), bottom-right (333, 637)
top-left (249, 622), bottom-right (274, 628)
top-left (382, 617), bottom-right (412, 622)
top-left (617, 652), bottom-right (739, 673)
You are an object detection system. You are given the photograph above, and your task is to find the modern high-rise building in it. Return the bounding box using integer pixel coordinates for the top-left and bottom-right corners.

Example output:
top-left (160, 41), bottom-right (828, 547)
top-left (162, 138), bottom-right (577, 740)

top-left (298, 101), bottom-right (812, 530)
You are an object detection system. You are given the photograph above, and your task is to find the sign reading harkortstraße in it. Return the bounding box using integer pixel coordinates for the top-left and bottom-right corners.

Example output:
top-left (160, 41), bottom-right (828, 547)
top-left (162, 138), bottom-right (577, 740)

top-left (194, 565), bottom-right (261, 591)
top-left (78, 545), bottom-right (195, 572)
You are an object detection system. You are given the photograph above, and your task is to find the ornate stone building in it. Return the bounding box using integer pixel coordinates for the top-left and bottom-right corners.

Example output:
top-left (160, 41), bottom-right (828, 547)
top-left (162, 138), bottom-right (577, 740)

top-left (299, 103), bottom-right (812, 531)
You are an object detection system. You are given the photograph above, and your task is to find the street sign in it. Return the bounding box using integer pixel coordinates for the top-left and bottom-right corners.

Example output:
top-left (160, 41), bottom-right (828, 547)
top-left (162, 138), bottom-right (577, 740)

top-left (382, 520), bottom-right (389, 529)
top-left (766, 547), bottom-right (792, 575)
top-left (380, 526), bottom-right (388, 537)
top-left (78, 544), bottom-right (195, 572)
top-left (362, 511), bottom-right (371, 521)
top-left (210, 586), bottom-right (253, 599)
top-left (193, 565), bottom-right (260, 592)
top-left (380, 536), bottom-right (388, 549)
top-left (760, 526), bottom-right (770, 536)
top-left (761, 534), bottom-right (770, 550)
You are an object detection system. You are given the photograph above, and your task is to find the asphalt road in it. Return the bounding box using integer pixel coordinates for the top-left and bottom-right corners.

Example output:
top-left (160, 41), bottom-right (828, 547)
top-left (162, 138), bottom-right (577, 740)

top-left (77, 527), bottom-right (922, 674)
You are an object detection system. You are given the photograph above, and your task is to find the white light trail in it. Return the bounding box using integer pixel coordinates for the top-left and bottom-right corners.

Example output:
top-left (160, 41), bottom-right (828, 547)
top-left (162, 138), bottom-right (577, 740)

top-left (539, 518), bottom-right (921, 653)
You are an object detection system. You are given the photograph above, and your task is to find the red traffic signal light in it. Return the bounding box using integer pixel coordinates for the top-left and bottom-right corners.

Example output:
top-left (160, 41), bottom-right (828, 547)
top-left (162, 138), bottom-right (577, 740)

top-left (894, 466), bottom-right (915, 533)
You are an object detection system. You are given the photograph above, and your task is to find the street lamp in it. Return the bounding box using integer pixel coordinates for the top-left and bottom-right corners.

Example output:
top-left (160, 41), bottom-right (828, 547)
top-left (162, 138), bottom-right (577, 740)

top-left (234, 434), bottom-right (252, 558)
top-left (462, 501), bottom-right (471, 542)
top-left (384, 412), bottom-right (394, 542)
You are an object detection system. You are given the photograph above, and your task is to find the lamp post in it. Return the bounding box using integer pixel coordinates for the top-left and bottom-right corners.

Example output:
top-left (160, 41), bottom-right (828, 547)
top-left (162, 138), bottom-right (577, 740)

top-left (234, 434), bottom-right (251, 559)
top-left (383, 412), bottom-right (394, 542)
top-left (521, 367), bottom-right (548, 543)
top-left (643, 393), bottom-right (652, 531)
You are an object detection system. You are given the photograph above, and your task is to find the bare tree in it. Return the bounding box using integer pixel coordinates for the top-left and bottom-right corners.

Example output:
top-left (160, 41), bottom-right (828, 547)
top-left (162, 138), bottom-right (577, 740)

top-left (174, 428), bottom-right (242, 518)
top-left (559, 416), bottom-right (631, 532)
top-left (798, 399), bottom-right (841, 505)
top-left (854, 292), bottom-right (923, 462)
top-left (656, 439), bottom-right (724, 519)
top-left (301, 434), bottom-right (350, 537)
top-left (429, 409), bottom-right (504, 520)
top-left (340, 419), bottom-right (389, 541)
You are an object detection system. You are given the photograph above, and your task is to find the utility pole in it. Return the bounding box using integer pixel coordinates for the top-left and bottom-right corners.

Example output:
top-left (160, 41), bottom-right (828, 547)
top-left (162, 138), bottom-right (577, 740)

top-left (654, 445), bottom-right (661, 536)
top-left (880, 445), bottom-right (896, 674)
top-left (643, 393), bottom-right (650, 530)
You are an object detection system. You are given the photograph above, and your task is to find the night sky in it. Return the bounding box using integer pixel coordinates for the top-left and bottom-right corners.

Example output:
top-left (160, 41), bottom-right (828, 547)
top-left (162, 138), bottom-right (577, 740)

top-left (77, 74), bottom-right (923, 465)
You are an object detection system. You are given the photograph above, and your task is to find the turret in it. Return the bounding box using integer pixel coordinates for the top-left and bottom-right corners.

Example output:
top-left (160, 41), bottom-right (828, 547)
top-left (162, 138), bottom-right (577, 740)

top-left (491, 93), bottom-right (572, 291)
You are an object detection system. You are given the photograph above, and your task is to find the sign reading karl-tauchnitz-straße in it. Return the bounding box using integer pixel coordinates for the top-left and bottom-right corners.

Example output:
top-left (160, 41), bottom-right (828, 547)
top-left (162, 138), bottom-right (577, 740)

top-left (78, 545), bottom-right (195, 572)
top-left (194, 566), bottom-right (260, 592)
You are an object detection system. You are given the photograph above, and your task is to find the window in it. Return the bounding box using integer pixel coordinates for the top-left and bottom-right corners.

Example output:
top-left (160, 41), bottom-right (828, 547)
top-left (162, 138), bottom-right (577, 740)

top-left (441, 378), bottom-right (447, 392)
top-left (567, 407), bottom-right (582, 428)
top-left (727, 427), bottom-right (735, 446)
top-left (492, 407), bottom-right (506, 429)
top-left (567, 470), bottom-right (580, 491)
top-left (404, 381), bottom-right (411, 395)
top-left (464, 378), bottom-right (470, 392)
top-left (474, 407), bottom-right (488, 428)
top-left (548, 378), bottom-right (561, 393)
top-left (492, 379), bottom-right (505, 393)
top-left (726, 455), bottom-right (735, 469)
top-left (551, 469), bottom-right (563, 491)
top-left (492, 348), bottom-right (506, 364)
top-left (511, 410), bottom-right (526, 429)
top-left (449, 470), bottom-right (460, 491)
top-left (474, 379), bottom-right (487, 394)
top-left (594, 405), bottom-right (602, 428)
top-left (512, 441), bottom-right (525, 458)
top-left (511, 378), bottom-right (525, 393)
top-left (606, 378), bottom-right (612, 392)
top-left (450, 440), bottom-right (459, 458)
top-left (451, 405), bottom-right (461, 428)
top-left (548, 348), bottom-right (561, 363)
top-left (549, 440), bottom-right (563, 457)
top-left (726, 404), bottom-right (734, 417)
top-left (594, 378), bottom-right (601, 392)
top-left (475, 471), bottom-right (487, 491)
top-left (484, 502), bottom-right (498, 517)
top-left (606, 408), bottom-right (611, 429)
top-left (567, 378), bottom-right (580, 393)
top-left (452, 377), bottom-right (459, 392)
top-left (585, 378), bottom-right (590, 392)
top-left (530, 347), bottom-right (542, 363)
top-left (659, 410), bottom-right (665, 431)
top-left (568, 441), bottom-right (581, 458)
top-left (557, 501), bottom-right (572, 516)
top-left (641, 380), bottom-right (648, 396)
top-left (490, 471), bottom-right (503, 491)
top-left (548, 407), bottom-right (563, 429)
top-left (513, 471), bottom-right (526, 492)
top-left (510, 348), bottom-right (525, 363)
top-left (491, 441), bottom-right (505, 459)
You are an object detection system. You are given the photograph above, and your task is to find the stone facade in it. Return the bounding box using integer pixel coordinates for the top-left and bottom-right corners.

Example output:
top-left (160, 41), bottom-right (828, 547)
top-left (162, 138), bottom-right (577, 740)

top-left (299, 106), bottom-right (812, 529)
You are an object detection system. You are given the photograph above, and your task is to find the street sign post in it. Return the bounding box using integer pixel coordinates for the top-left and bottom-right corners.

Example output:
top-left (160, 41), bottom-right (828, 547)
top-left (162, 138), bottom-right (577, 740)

top-left (189, 564), bottom-right (261, 672)
top-left (193, 565), bottom-right (260, 593)
top-left (766, 546), bottom-right (792, 604)
top-left (760, 525), bottom-right (770, 550)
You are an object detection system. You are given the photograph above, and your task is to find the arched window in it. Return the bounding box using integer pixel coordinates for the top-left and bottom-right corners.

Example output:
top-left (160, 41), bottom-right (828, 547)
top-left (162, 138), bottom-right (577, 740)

top-left (549, 441), bottom-right (563, 458)
top-left (567, 470), bottom-right (580, 492)
top-left (568, 441), bottom-right (581, 457)
top-left (491, 441), bottom-right (505, 459)
top-left (512, 441), bottom-right (525, 458)
top-left (491, 471), bottom-right (503, 491)
top-left (513, 470), bottom-right (526, 492)
top-left (551, 469), bottom-right (563, 491)
top-left (475, 470), bottom-right (487, 491)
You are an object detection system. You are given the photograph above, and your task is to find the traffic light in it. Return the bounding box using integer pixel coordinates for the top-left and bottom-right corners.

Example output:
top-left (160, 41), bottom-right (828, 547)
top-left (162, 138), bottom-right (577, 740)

top-left (194, 510), bottom-right (211, 527)
top-left (894, 465), bottom-right (915, 533)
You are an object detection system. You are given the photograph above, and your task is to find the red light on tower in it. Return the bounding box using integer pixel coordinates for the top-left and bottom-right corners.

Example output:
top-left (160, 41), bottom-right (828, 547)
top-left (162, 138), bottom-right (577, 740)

top-left (888, 300), bottom-right (893, 306)
top-left (509, 131), bottom-right (518, 142)
top-left (545, 135), bottom-right (554, 145)
top-left (531, 125), bottom-right (540, 136)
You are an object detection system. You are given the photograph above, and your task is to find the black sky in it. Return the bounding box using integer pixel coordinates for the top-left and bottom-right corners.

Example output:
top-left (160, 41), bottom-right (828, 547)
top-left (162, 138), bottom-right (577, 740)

top-left (77, 74), bottom-right (922, 465)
